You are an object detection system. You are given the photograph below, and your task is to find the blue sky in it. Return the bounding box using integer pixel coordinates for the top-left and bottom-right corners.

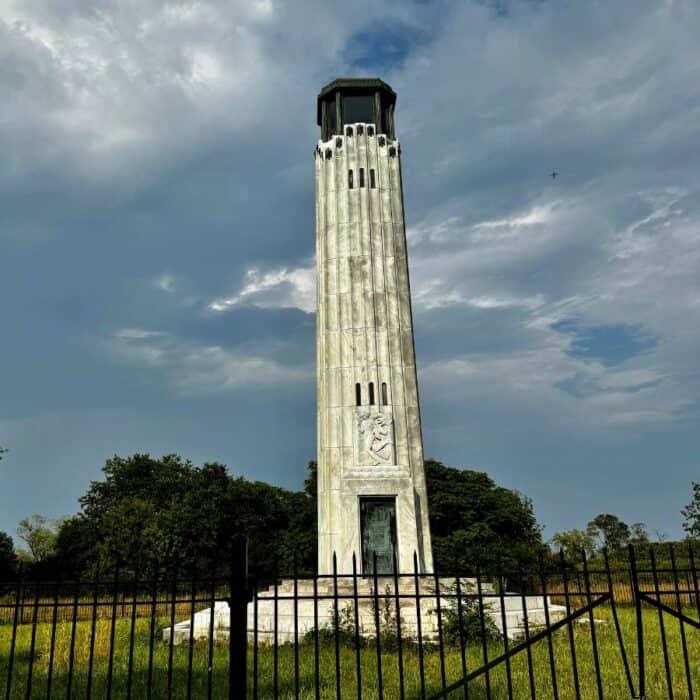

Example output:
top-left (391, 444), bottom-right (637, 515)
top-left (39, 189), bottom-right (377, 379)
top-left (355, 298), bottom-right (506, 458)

top-left (1, 0), bottom-right (699, 543)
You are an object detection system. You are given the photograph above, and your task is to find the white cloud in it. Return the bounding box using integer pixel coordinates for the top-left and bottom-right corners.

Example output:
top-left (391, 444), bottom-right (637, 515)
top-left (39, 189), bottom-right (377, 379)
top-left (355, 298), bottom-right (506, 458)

top-left (421, 343), bottom-right (683, 428)
top-left (209, 265), bottom-right (315, 314)
top-left (412, 280), bottom-right (545, 312)
top-left (114, 328), bottom-right (165, 341)
top-left (472, 203), bottom-right (556, 232)
top-left (466, 295), bottom-right (545, 311)
top-left (154, 274), bottom-right (175, 292)
top-left (2, 0), bottom-right (700, 537)
top-left (111, 327), bottom-right (311, 395)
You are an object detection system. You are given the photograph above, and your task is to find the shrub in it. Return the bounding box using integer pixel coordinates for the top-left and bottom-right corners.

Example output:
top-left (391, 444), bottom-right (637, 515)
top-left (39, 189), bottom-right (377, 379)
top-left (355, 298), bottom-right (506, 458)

top-left (304, 604), bottom-right (363, 647)
top-left (440, 589), bottom-right (502, 646)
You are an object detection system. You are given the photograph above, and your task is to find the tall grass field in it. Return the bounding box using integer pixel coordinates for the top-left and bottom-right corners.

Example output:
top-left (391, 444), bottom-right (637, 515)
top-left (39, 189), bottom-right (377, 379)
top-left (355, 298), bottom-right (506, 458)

top-left (1, 605), bottom-right (699, 698)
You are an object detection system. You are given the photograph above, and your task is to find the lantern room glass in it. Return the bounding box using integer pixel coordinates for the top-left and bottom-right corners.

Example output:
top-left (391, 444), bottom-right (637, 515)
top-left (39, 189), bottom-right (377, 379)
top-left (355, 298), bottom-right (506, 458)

top-left (343, 94), bottom-right (374, 124)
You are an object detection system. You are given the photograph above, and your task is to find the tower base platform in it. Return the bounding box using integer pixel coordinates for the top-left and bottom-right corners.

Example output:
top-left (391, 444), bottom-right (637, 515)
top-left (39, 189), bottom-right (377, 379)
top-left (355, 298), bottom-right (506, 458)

top-left (163, 576), bottom-right (567, 645)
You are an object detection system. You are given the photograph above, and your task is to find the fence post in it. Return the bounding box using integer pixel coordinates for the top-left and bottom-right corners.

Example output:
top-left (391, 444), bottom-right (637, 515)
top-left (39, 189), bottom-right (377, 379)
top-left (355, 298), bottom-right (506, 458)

top-left (230, 536), bottom-right (250, 700)
top-left (629, 545), bottom-right (646, 700)
top-left (5, 565), bottom-right (23, 700)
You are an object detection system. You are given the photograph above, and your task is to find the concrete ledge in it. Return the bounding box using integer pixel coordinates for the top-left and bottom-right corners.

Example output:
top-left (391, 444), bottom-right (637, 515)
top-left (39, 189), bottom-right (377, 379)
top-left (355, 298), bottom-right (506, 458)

top-left (162, 578), bottom-right (568, 645)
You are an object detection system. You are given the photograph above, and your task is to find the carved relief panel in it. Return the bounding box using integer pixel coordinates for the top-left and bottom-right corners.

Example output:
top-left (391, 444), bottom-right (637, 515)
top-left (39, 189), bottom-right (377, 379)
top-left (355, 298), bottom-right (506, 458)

top-left (356, 411), bottom-right (395, 466)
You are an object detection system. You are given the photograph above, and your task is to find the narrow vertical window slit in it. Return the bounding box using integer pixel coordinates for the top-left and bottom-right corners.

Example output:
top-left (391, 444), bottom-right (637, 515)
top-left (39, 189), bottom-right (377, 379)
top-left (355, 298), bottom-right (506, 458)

top-left (359, 168), bottom-right (365, 188)
top-left (381, 382), bottom-right (388, 406)
top-left (370, 169), bottom-right (376, 189)
top-left (369, 382), bottom-right (375, 406)
top-left (355, 383), bottom-right (362, 406)
top-left (348, 170), bottom-right (354, 189)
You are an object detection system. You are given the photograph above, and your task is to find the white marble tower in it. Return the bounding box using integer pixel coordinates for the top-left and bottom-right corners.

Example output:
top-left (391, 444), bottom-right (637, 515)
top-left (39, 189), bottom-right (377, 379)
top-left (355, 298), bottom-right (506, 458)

top-left (315, 78), bottom-right (433, 576)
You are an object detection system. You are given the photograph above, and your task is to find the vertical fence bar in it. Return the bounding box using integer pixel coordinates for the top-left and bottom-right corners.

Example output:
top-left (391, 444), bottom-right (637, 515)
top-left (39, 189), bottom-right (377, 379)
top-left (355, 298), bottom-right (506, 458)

top-left (147, 566), bottom-right (160, 700)
top-left (559, 551), bottom-right (581, 700)
top-left (186, 565), bottom-right (198, 700)
top-left (46, 575), bottom-right (60, 700)
top-left (229, 536), bottom-right (249, 700)
top-left (629, 545), bottom-right (644, 700)
top-left (392, 550), bottom-right (405, 700)
top-left (352, 553), bottom-right (363, 700)
top-left (538, 552), bottom-right (559, 700)
top-left (454, 562), bottom-right (469, 700)
top-left (86, 564), bottom-right (100, 699)
top-left (167, 565), bottom-right (178, 700)
top-left (412, 552), bottom-right (426, 700)
top-left (602, 548), bottom-right (634, 696)
top-left (66, 575), bottom-right (80, 700)
top-left (434, 566), bottom-right (447, 694)
top-left (496, 556), bottom-right (512, 700)
top-left (106, 566), bottom-right (120, 700)
top-left (518, 562), bottom-right (536, 700)
top-left (273, 558), bottom-right (279, 700)
top-left (126, 570), bottom-right (139, 700)
top-left (333, 552), bottom-right (342, 700)
top-left (4, 571), bottom-right (21, 700)
top-left (294, 554), bottom-right (300, 700)
top-left (581, 550), bottom-right (603, 700)
top-left (252, 576), bottom-right (259, 700)
top-left (206, 569), bottom-right (216, 700)
top-left (25, 578), bottom-right (41, 700)
top-left (669, 544), bottom-right (693, 699)
top-left (313, 572), bottom-right (320, 700)
top-left (650, 547), bottom-right (674, 699)
top-left (475, 561), bottom-right (491, 699)
top-left (688, 542), bottom-right (700, 621)
top-left (372, 552), bottom-right (384, 700)
top-left (575, 565), bottom-right (585, 609)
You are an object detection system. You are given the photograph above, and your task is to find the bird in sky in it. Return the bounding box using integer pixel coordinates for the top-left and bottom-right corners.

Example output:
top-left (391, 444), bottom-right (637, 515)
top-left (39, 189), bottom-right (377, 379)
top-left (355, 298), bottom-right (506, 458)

top-left (551, 171), bottom-right (558, 179)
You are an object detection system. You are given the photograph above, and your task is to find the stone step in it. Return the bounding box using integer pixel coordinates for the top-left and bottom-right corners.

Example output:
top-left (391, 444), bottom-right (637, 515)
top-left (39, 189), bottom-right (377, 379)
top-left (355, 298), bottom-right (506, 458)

top-left (163, 579), bottom-right (569, 645)
top-left (256, 576), bottom-right (492, 598)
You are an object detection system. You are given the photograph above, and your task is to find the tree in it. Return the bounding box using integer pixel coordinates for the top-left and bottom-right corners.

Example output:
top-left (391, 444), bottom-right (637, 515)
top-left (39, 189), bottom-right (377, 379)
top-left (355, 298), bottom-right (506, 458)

top-left (50, 453), bottom-right (545, 580)
top-left (424, 460), bottom-right (544, 575)
top-left (681, 482), bottom-right (700, 540)
top-left (53, 454), bottom-right (316, 579)
top-left (550, 529), bottom-right (596, 560)
top-left (629, 522), bottom-right (649, 545)
top-left (0, 531), bottom-right (18, 579)
top-left (586, 514), bottom-right (631, 553)
top-left (16, 514), bottom-right (60, 563)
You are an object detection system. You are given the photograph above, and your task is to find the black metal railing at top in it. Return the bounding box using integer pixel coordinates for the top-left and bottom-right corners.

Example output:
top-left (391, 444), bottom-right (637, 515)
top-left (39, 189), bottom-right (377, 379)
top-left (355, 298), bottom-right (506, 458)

top-left (0, 543), bottom-right (699, 699)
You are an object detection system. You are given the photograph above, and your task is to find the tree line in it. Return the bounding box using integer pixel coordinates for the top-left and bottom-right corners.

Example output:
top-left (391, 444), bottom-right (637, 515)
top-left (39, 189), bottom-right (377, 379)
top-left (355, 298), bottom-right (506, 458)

top-left (1, 446), bottom-right (698, 581)
top-left (0, 454), bottom-right (545, 580)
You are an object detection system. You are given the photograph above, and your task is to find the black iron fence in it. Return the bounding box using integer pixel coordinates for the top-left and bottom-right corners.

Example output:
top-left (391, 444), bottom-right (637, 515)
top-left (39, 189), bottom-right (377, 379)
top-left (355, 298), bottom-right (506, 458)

top-left (1, 543), bottom-right (699, 698)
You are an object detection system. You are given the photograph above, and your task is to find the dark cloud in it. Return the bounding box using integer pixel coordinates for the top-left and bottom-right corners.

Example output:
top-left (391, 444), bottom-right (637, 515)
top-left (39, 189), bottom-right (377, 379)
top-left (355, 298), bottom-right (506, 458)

top-left (1, 0), bottom-right (699, 542)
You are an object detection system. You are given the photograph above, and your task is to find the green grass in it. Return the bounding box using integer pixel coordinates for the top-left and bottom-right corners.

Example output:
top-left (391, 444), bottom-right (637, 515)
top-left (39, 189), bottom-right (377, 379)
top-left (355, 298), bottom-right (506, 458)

top-left (1, 606), bottom-right (698, 698)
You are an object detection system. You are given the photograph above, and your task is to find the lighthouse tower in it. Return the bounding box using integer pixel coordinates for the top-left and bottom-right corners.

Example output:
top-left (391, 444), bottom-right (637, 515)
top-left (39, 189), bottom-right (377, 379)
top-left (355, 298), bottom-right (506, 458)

top-left (315, 78), bottom-right (433, 576)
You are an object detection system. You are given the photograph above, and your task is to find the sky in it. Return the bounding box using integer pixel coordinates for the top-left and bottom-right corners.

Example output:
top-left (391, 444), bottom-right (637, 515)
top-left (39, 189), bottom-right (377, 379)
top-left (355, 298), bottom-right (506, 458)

top-left (1, 0), bottom-right (699, 544)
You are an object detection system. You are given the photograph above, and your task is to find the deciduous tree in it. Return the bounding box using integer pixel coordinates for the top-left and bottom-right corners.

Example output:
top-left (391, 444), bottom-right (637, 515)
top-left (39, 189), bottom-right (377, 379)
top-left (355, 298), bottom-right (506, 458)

top-left (0, 531), bottom-right (18, 579)
top-left (16, 514), bottom-right (60, 563)
top-left (586, 513), bottom-right (631, 552)
top-left (425, 460), bottom-right (545, 575)
top-left (629, 522), bottom-right (650, 545)
top-left (53, 454), bottom-right (316, 580)
top-left (550, 528), bottom-right (596, 560)
top-left (682, 482), bottom-right (700, 540)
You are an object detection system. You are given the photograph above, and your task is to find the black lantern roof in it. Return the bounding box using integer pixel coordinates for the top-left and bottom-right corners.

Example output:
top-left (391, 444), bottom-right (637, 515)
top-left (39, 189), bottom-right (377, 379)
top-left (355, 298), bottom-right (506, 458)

top-left (317, 77), bottom-right (397, 141)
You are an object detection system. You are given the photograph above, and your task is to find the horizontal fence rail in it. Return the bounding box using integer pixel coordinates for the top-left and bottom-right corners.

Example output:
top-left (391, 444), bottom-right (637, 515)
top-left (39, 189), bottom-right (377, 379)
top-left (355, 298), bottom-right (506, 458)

top-left (1, 543), bottom-right (699, 698)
